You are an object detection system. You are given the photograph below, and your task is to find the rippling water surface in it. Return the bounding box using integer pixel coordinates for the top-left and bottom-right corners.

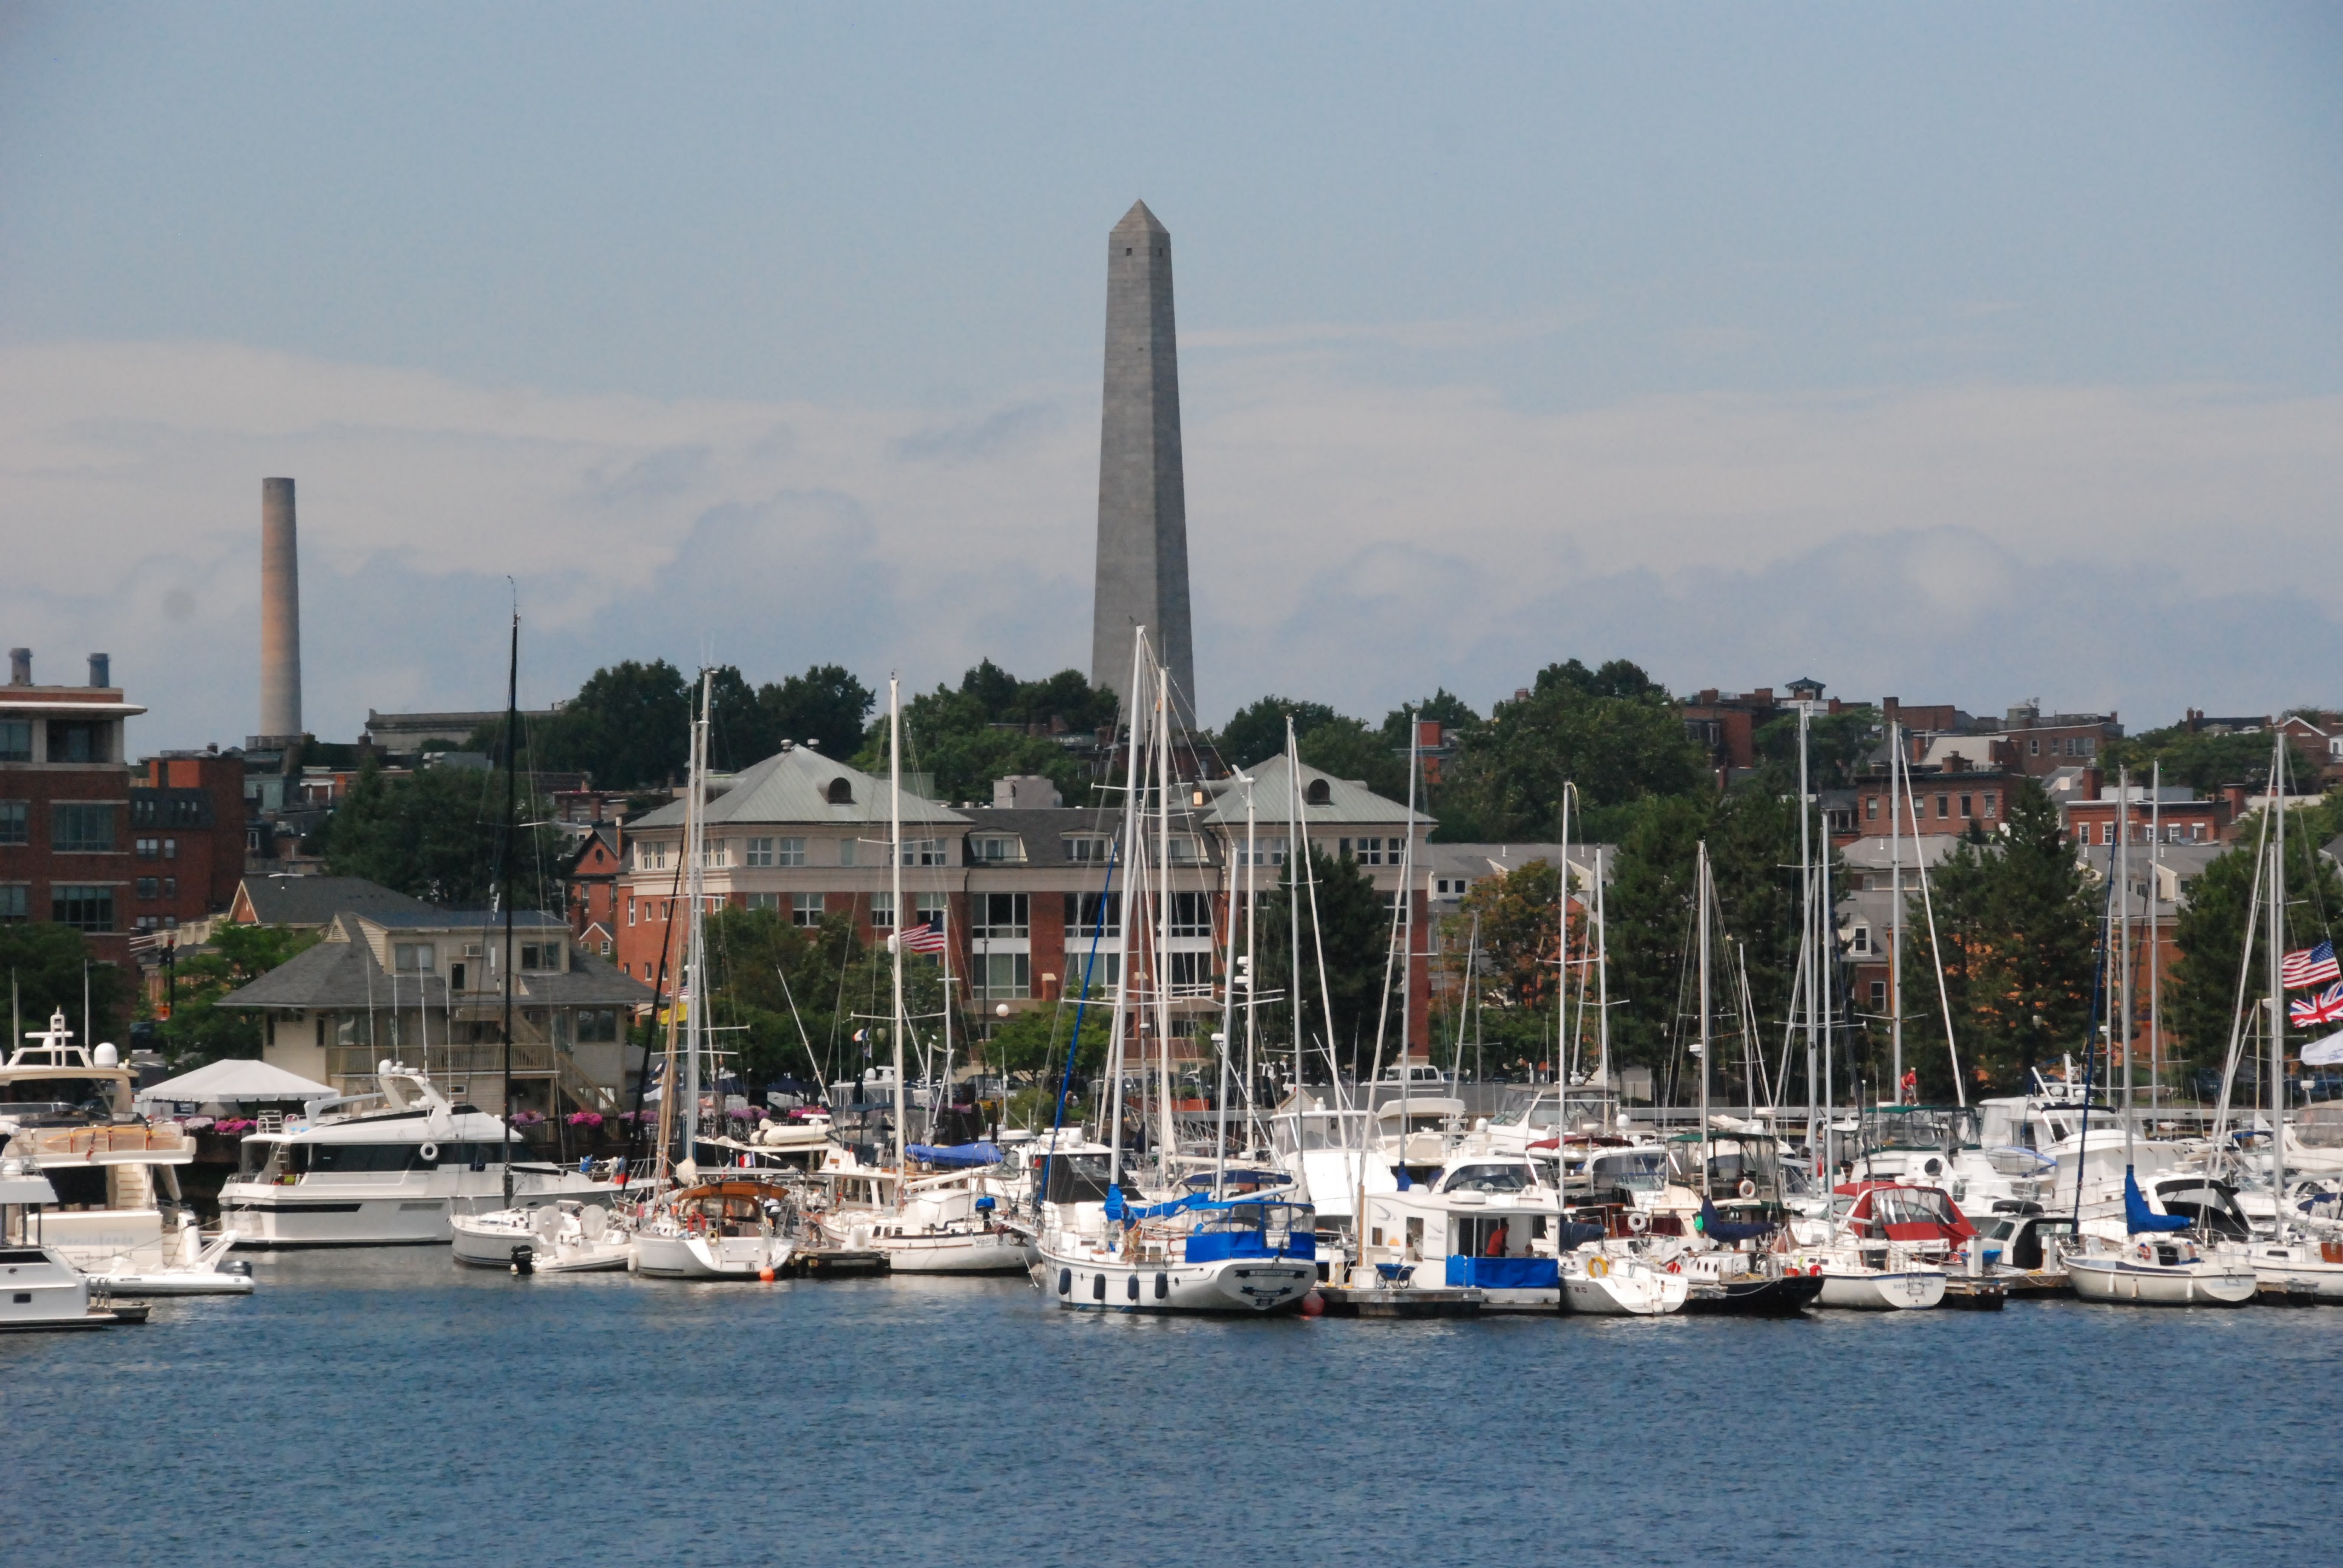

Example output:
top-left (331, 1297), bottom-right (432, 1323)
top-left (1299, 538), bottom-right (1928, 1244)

top-left (4, 1251), bottom-right (2332, 1566)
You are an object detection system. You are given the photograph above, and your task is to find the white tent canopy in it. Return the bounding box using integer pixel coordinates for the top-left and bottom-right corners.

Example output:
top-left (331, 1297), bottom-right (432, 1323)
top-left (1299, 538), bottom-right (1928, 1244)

top-left (136, 1057), bottom-right (335, 1108)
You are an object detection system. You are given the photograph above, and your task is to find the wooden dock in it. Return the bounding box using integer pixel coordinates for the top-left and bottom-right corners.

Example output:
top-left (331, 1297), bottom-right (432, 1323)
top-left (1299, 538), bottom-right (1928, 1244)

top-left (1315, 1285), bottom-right (1484, 1318)
top-left (1939, 1278), bottom-right (2008, 1310)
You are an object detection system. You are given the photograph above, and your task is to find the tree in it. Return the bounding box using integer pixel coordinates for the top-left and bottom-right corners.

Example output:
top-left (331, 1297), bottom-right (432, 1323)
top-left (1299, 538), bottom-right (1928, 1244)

top-left (0, 924), bottom-right (134, 1050)
top-left (1254, 848), bottom-right (1395, 1081)
top-left (1751, 707), bottom-right (1881, 793)
top-left (857, 662), bottom-right (1117, 804)
top-left (322, 760), bottom-right (563, 909)
top-left (1379, 688), bottom-right (1481, 748)
top-left (1433, 659), bottom-right (1710, 842)
top-left (759, 664), bottom-right (876, 762)
top-left (2105, 724), bottom-right (2286, 795)
top-left (152, 924), bottom-right (320, 1068)
top-left (532, 659), bottom-right (692, 788)
top-left (1444, 858), bottom-right (1565, 1071)
top-left (1216, 696), bottom-right (1342, 771)
top-left (1297, 716), bottom-right (1406, 800)
top-left (696, 906), bottom-right (884, 1088)
top-left (2166, 799), bottom-right (2343, 1085)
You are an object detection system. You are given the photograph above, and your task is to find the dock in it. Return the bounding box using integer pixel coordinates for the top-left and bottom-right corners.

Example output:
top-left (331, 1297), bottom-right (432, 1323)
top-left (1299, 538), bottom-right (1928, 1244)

top-left (1314, 1285), bottom-right (1484, 1318)
top-left (1939, 1278), bottom-right (2007, 1310)
top-left (793, 1247), bottom-right (889, 1278)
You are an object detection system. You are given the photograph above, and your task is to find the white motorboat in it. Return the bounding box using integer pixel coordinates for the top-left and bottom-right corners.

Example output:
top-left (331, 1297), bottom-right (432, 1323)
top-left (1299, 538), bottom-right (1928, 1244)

top-left (1354, 1150), bottom-right (1567, 1312)
top-left (1807, 1246), bottom-right (1946, 1310)
top-left (452, 1200), bottom-right (631, 1273)
top-left (89, 1219), bottom-right (254, 1296)
top-left (220, 1062), bottom-right (627, 1246)
top-left (1038, 1192), bottom-right (1317, 1313)
top-left (631, 1175), bottom-right (798, 1279)
top-left (1560, 1245), bottom-right (1688, 1315)
top-left (0, 1160), bottom-right (148, 1330)
top-left (2247, 1235), bottom-right (2343, 1299)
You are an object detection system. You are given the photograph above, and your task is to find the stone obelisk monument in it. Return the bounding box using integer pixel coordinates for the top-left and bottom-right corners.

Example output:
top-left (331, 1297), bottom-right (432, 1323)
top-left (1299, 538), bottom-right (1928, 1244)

top-left (1089, 200), bottom-right (1195, 720)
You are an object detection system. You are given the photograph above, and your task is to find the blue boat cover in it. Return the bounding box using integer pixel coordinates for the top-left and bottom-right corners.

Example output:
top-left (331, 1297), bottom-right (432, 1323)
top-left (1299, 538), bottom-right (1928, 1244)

top-left (1700, 1197), bottom-right (1775, 1244)
top-left (1444, 1255), bottom-right (1560, 1290)
top-left (906, 1142), bottom-right (1002, 1169)
top-left (1556, 1220), bottom-right (1608, 1252)
top-left (2125, 1167), bottom-right (2191, 1234)
top-left (1103, 1186), bottom-right (1212, 1224)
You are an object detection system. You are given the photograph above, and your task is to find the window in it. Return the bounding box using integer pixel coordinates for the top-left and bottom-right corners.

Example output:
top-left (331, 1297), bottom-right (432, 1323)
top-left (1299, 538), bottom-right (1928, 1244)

top-left (1305, 779), bottom-right (1332, 806)
top-left (791, 892), bottom-right (825, 927)
top-left (746, 891), bottom-right (779, 912)
top-left (2029, 738), bottom-right (2040, 756)
top-left (2101, 823), bottom-right (2115, 846)
top-left (626, 897), bottom-right (635, 926)
top-left (0, 721), bottom-right (28, 762)
top-left (745, 837), bottom-right (775, 867)
top-left (1167, 891), bottom-right (1211, 937)
top-left (1167, 952), bottom-right (1210, 991)
top-left (1934, 795), bottom-right (1949, 820)
top-left (913, 892), bottom-right (946, 928)
top-left (2191, 823), bottom-right (2206, 843)
top-left (1984, 793), bottom-right (1999, 819)
top-left (870, 894), bottom-right (894, 929)
top-left (0, 885), bottom-right (25, 921)
top-left (839, 837), bottom-right (857, 867)
top-left (519, 943), bottom-right (563, 972)
top-left (1865, 797), bottom-right (1878, 822)
top-left (1869, 980), bottom-right (1887, 1008)
top-left (47, 720), bottom-right (104, 763)
top-left (393, 942), bottom-right (436, 973)
top-left (974, 893), bottom-right (1029, 938)
top-left (1065, 836), bottom-right (1111, 864)
top-left (163, 877), bottom-right (175, 898)
top-left (1851, 926), bottom-right (1870, 955)
top-left (1241, 837), bottom-right (1288, 866)
top-left (135, 837), bottom-right (157, 859)
top-left (775, 837), bottom-right (805, 866)
top-left (826, 777), bottom-right (854, 805)
top-left (599, 939), bottom-right (612, 956)
top-left (971, 834), bottom-right (1025, 863)
top-left (1339, 837), bottom-right (1385, 865)
top-left (162, 837), bottom-right (176, 860)
top-left (977, 952), bottom-right (1030, 999)
top-left (1959, 795), bottom-right (1973, 818)
top-left (901, 838), bottom-right (948, 867)
top-left (575, 1008), bottom-right (619, 1044)
top-left (700, 841), bottom-right (729, 869)
top-left (51, 884), bottom-right (112, 932)
top-left (51, 803), bottom-right (114, 853)
top-left (1066, 892), bottom-right (1121, 938)
top-left (0, 802), bottom-right (25, 845)
top-left (1165, 835), bottom-right (1204, 864)
top-left (135, 877), bottom-right (157, 900)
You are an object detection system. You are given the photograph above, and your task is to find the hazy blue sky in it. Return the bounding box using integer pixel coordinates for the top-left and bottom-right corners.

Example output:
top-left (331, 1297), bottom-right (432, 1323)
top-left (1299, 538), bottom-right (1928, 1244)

top-left (3, 4), bottom-right (2339, 747)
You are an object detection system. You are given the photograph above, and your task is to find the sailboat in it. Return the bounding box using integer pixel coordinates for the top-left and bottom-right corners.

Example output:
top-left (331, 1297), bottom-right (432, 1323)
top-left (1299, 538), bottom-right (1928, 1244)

top-left (833, 675), bottom-right (1025, 1276)
top-left (450, 612), bottom-right (632, 1273)
top-left (1037, 631), bottom-right (1317, 1313)
top-left (627, 671), bottom-right (799, 1281)
top-left (2065, 766), bottom-right (2254, 1306)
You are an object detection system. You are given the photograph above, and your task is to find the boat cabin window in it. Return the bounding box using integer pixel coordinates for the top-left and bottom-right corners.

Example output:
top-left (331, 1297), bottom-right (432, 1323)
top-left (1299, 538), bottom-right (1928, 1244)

top-left (1864, 1187), bottom-right (1961, 1230)
top-left (1441, 1163), bottom-right (1532, 1194)
top-left (1450, 1215), bottom-right (1538, 1257)
top-left (1043, 1153), bottom-right (1113, 1205)
top-left (2008, 1218), bottom-right (2073, 1269)
top-left (0, 1080), bottom-right (117, 1122)
top-left (2153, 1180), bottom-right (2251, 1240)
top-left (1588, 1150), bottom-right (1666, 1192)
top-left (1193, 1202), bottom-right (1307, 1236)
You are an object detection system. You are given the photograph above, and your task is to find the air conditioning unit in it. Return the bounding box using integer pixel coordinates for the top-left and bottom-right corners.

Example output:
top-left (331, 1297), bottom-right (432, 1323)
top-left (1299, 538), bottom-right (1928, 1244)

top-left (463, 944), bottom-right (482, 958)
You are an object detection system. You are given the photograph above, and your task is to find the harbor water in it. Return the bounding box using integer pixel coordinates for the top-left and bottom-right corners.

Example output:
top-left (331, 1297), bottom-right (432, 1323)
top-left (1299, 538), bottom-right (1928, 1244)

top-left (7, 1252), bottom-right (2333, 1566)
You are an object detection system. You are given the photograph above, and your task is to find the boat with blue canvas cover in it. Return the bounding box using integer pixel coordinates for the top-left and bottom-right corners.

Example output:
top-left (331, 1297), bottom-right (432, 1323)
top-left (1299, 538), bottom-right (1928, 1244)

top-left (1041, 1189), bottom-right (1317, 1313)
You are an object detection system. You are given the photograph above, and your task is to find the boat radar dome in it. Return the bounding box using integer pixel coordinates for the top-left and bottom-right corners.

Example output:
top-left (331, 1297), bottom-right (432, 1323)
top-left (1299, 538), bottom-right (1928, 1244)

top-left (92, 1043), bottom-right (117, 1067)
top-left (379, 1058), bottom-right (396, 1077)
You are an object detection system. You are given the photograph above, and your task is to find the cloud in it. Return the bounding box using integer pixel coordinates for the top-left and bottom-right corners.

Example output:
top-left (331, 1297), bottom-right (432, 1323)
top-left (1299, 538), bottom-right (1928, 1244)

top-left (1, 336), bottom-right (2339, 750)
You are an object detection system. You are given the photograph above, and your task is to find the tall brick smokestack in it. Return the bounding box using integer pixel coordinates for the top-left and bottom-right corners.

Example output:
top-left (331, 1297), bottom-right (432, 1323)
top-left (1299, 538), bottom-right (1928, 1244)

top-left (260, 477), bottom-right (303, 739)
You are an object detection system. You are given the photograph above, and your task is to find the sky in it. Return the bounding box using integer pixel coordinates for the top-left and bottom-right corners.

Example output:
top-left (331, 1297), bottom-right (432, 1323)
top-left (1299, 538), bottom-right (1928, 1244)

top-left (2, 3), bottom-right (2339, 751)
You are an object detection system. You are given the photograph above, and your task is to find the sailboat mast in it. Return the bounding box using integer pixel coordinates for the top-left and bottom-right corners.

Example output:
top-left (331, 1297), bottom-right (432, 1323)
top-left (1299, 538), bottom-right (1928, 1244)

top-left (1594, 854), bottom-right (1611, 1093)
top-left (887, 676), bottom-right (908, 1181)
top-left (1213, 773), bottom-right (1240, 1195)
top-left (1104, 630), bottom-right (1147, 1189)
top-left (1154, 663), bottom-right (1176, 1176)
top-left (2269, 736), bottom-right (2288, 1212)
top-left (499, 610), bottom-right (519, 1208)
top-left (1244, 781), bottom-right (1259, 1156)
top-left (2119, 767), bottom-right (2134, 1167)
top-left (1798, 704), bottom-right (1818, 1174)
top-left (1889, 719), bottom-right (1904, 1103)
top-left (2149, 762), bottom-right (2162, 1113)
top-left (1286, 716), bottom-right (1304, 1100)
top-left (681, 670), bottom-right (710, 1178)
top-left (1698, 841), bottom-right (1712, 1199)
top-left (1556, 776), bottom-right (1570, 1091)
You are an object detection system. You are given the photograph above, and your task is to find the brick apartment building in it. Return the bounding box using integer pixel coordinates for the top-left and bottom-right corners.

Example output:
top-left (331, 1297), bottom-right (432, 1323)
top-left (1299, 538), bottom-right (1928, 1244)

top-left (128, 751), bottom-right (249, 935)
top-left (0, 650), bottom-right (144, 964)
top-left (1994, 704), bottom-right (2121, 777)
top-left (1846, 732), bottom-right (2020, 843)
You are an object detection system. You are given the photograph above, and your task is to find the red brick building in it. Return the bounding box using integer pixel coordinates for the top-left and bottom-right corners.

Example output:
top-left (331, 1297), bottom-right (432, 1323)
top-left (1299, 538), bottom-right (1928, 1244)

top-left (563, 825), bottom-right (625, 955)
top-left (0, 651), bottom-right (143, 964)
top-left (126, 752), bottom-right (249, 935)
top-left (1997, 704), bottom-right (2121, 777)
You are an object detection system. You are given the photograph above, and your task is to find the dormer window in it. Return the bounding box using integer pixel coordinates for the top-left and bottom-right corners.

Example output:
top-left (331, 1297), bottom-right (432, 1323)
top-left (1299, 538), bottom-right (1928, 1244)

top-left (827, 777), bottom-right (854, 805)
top-left (1305, 779), bottom-right (1332, 806)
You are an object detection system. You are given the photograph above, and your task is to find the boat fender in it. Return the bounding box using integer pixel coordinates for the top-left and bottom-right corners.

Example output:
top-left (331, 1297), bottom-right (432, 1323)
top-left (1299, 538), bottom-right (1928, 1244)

top-left (1665, 1258), bottom-right (1682, 1275)
top-left (1155, 1272), bottom-right (1168, 1300)
top-left (1737, 1179), bottom-right (1757, 1200)
top-left (1587, 1255), bottom-right (1609, 1279)
top-left (1626, 1211), bottom-right (1650, 1234)
top-left (1092, 1272), bottom-right (1106, 1301)
top-left (419, 1142), bottom-right (439, 1163)
top-left (1058, 1269), bottom-right (1072, 1296)
top-left (1126, 1273), bottom-right (1139, 1302)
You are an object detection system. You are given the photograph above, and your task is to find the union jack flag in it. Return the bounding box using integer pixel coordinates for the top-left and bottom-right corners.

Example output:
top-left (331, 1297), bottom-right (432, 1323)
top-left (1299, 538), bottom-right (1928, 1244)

top-left (2292, 980), bottom-right (2343, 1028)
top-left (897, 916), bottom-right (949, 955)
top-left (2282, 940), bottom-right (2341, 990)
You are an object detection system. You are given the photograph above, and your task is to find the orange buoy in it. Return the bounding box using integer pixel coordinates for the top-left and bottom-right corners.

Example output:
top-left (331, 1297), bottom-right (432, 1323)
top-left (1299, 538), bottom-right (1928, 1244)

top-left (1299, 1290), bottom-right (1326, 1318)
top-left (759, 1267), bottom-right (776, 1282)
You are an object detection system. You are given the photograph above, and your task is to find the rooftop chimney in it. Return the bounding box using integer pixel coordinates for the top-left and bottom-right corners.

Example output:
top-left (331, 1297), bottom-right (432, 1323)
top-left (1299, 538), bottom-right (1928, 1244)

top-left (7, 648), bottom-right (27, 685)
top-left (88, 653), bottom-right (110, 689)
top-left (260, 477), bottom-right (303, 738)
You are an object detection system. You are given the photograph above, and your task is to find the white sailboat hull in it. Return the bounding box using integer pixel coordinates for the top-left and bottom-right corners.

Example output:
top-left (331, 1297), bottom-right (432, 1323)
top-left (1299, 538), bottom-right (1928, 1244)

top-left (1562, 1268), bottom-right (1689, 1316)
top-left (2067, 1254), bottom-right (2256, 1305)
top-left (873, 1228), bottom-right (1029, 1275)
top-left (1815, 1267), bottom-right (1947, 1311)
top-left (631, 1230), bottom-right (794, 1279)
top-left (2247, 1244), bottom-right (2343, 1298)
top-left (1038, 1246), bottom-right (1314, 1313)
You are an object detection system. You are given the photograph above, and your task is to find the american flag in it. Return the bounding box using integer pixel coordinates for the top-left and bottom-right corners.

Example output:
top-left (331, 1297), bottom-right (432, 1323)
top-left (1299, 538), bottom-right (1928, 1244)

top-left (898, 916), bottom-right (949, 955)
top-left (2292, 980), bottom-right (2343, 1028)
top-left (2282, 940), bottom-right (2341, 990)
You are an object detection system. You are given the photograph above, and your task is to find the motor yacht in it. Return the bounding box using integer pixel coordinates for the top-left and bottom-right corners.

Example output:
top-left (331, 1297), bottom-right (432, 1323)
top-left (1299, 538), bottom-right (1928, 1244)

top-left (0, 1158), bottom-right (148, 1331)
top-left (1354, 1149), bottom-right (1567, 1311)
top-left (220, 1061), bottom-right (626, 1246)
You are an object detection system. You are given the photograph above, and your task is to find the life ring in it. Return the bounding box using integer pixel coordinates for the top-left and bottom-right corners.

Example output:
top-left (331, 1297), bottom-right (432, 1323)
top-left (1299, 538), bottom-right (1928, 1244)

top-left (1737, 1178), bottom-right (1757, 1200)
top-left (1587, 1255), bottom-right (1610, 1279)
top-left (1665, 1258), bottom-right (1682, 1275)
top-left (419, 1142), bottom-right (440, 1163)
top-left (1626, 1211), bottom-right (1650, 1234)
